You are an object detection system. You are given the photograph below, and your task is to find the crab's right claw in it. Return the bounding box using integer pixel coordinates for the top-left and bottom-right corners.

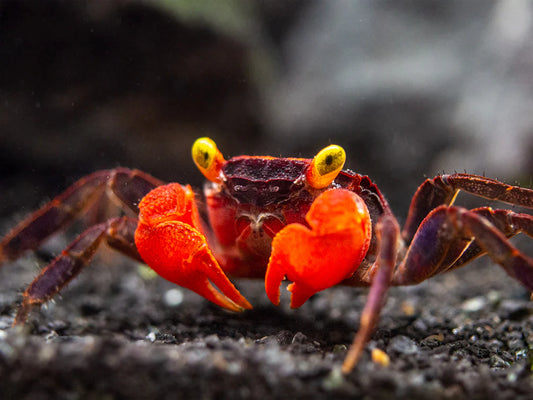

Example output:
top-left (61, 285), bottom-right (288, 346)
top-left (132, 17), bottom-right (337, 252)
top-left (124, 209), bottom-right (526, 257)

top-left (135, 184), bottom-right (251, 312)
top-left (265, 189), bottom-right (372, 308)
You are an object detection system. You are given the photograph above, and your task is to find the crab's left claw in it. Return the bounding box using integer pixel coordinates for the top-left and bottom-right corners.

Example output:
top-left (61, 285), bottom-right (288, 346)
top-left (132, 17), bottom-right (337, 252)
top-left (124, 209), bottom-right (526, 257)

top-left (265, 189), bottom-right (372, 308)
top-left (135, 183), bottom-right (252, 312)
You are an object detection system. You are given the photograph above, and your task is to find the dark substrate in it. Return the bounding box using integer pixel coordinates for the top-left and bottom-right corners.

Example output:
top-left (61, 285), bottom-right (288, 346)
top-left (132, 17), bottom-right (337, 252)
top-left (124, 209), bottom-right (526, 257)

top-left (1, 238), bottom-right (533, 400)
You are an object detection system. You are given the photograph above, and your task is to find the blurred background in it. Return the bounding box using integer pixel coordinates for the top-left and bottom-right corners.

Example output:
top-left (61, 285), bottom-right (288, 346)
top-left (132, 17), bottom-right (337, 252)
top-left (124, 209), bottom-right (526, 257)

top-left (1, 0), bottom-right (533, 220)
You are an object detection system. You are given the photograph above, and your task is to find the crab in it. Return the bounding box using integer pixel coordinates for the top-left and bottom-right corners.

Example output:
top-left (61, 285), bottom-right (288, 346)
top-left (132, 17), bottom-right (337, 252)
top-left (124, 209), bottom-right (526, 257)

top-left (1, 137), bottom-right (533, 373)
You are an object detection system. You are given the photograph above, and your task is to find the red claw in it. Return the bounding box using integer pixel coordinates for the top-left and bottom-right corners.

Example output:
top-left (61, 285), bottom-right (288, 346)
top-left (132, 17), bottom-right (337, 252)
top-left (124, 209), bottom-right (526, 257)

top-left (265, 189), bottom-right (372, 308)
top-left (135, 184), bottom-right (251, 312)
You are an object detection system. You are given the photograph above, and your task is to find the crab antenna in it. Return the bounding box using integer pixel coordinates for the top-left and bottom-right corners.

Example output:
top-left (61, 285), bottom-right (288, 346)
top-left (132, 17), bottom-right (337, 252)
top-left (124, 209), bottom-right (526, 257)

top-left (192, 137), bottom-right (225, 182)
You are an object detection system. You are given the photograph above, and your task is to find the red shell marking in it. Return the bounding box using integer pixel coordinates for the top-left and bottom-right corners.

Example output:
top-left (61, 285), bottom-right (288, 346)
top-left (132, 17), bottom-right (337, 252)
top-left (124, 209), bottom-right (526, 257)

top-left (222, 157), bottom-right (309, 207)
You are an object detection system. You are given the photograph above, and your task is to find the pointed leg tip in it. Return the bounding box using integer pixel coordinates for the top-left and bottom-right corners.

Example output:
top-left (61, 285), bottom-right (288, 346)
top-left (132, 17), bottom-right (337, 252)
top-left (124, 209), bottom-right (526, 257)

top-left (13, 300), bottom-right (32, 327)
top-left (340, 362), bottom-right (354, 375)
top-left (341, 349), bottom-right (361, 375)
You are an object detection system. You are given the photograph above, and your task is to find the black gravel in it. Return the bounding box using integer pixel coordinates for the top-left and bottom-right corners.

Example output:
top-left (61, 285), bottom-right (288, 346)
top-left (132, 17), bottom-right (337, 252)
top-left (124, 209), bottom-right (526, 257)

top-left (1, 240), bottom-right (533, 400)
top-left (1, 2), bottom-right (532, 399)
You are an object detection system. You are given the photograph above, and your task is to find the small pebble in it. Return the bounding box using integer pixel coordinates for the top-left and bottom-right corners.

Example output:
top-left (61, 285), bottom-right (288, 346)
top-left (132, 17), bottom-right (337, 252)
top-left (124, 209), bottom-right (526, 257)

top-left (137, 264), bottom-right (158, 280)
top-left (332, 344), bottom-right (347, 354)
top-left (164, 289), bottom-right (184, 307)
top-left (146, 332), bottom-right (156, 343)
top-left (490, 354), bottom-right (511, 369)
top-left (371, 348), bottom-right (390, 367)
top-left (461, 296), bottom-right (487, 312)
top-left (0, 317), bottom-right (12, 330)
top-left (322, 367), bottom-right (345, 391)
top-left (401, 301), bottom-right (416, 316)
top-left (389, 335), bottom-right (419, 355)
top-left (423, 333), bottom-right (444, 342)
top-left (515, 349), bottom-right (527, 360)
top-left (291, 332), bottom-right (307, 344)
top-left (0, 341), bottom-right (15, 360)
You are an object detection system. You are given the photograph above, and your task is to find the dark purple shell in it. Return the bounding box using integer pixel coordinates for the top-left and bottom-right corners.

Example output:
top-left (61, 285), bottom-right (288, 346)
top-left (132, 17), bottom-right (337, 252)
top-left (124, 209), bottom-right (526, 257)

top-left (222, 157), bottom-right (309, 207)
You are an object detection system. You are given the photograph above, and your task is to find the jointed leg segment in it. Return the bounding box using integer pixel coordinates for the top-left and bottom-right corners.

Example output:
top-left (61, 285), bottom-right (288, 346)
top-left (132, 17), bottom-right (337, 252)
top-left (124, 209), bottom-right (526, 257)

top-left (393, 205), bottom-right (533, 287)
top-left (342, 174), bottom-right (533, 373)
top-left (14, 216), bottom-right (140, 325)
top-left (0, 168), bottom-right (163, 264)
top-left (402, 174), bottom-right (533, 242)
top-left (0, 168), bottom-right (164, 324)
top-left (342, 213), bottom-right (399, 373)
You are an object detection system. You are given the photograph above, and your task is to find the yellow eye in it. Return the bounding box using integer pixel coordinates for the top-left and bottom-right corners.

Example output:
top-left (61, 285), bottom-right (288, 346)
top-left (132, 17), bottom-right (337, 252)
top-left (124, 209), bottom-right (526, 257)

top-left (192, 137), bottom-right (225, 182)
top-left (306, 144), bottom-right (346, 189)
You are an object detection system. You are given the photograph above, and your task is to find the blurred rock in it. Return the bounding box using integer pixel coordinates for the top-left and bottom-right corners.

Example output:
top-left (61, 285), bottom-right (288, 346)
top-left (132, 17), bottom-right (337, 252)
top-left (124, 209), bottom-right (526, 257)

top-left (0, 0), bottom-right (262, 214)
top-left (263, 0), bottom-right (533, 211)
